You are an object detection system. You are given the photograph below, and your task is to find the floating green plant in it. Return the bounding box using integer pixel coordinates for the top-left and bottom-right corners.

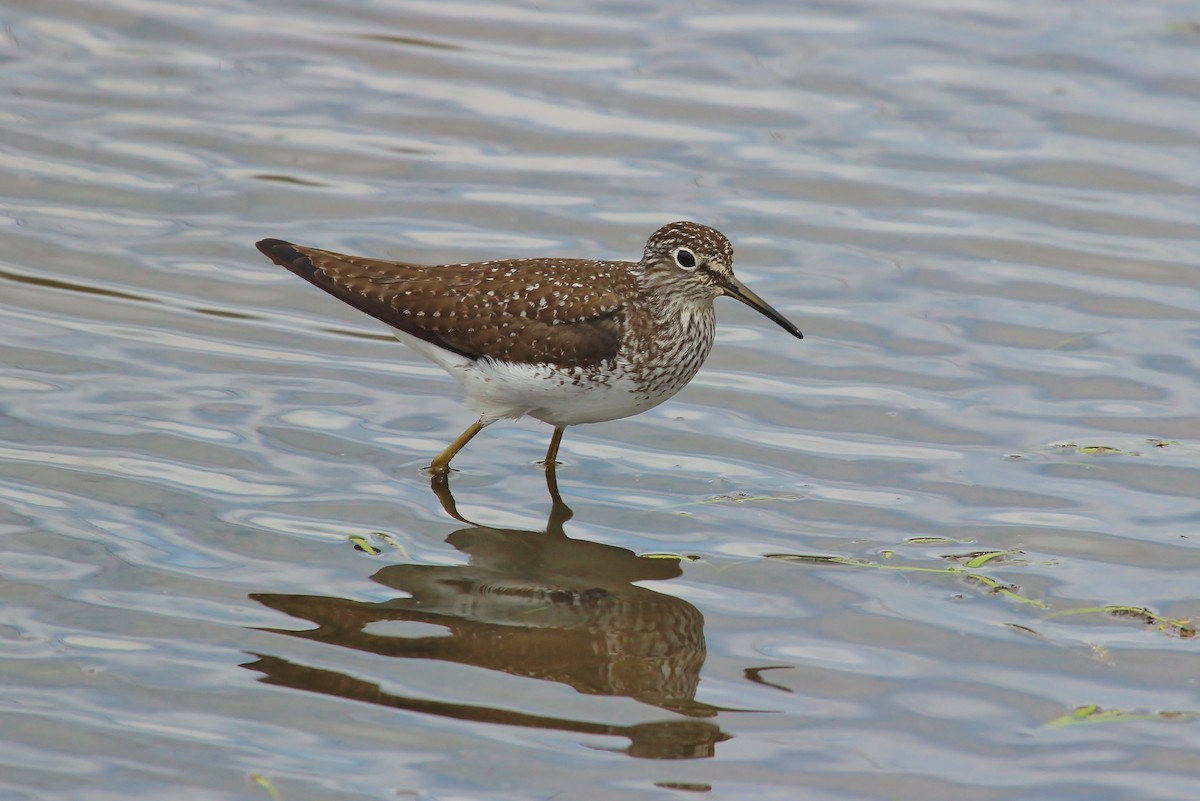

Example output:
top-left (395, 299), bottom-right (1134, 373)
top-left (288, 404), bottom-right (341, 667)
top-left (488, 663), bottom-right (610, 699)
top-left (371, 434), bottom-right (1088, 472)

top-left (251, 774), bottom-right (281, 801)
top-left (774, 546), bottom-right (1196, 645)
top-left (1044, 606), bottom-right (1196, 639)
top-left (1045, 705), bottom-right (1196, 728)
top-left (1053, 442), bottom-right (1137, 456)
top-left (641, 552), bottom-right (702, 562)
top-left (349, 531), bottom-right (409, 558)
top-left (765, 553), bottom-right (1047, 608)
top-left (943, 549), bottom-right (1026, 568)
top-left (905, 536), bottom-right (975, 545)
top-left (349, 535), bottom-right (381, 555)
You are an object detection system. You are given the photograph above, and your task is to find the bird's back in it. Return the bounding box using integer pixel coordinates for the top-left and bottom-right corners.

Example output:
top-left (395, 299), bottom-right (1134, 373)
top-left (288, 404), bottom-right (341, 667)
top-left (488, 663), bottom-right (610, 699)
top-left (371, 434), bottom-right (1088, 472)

top-left (257, 239), bottom-right (641, 370)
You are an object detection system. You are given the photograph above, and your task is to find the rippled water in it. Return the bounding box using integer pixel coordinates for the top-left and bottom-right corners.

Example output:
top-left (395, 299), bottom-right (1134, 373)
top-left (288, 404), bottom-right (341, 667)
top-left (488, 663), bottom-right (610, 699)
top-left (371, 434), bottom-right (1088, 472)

top-left (2, 1), bottom-right (1199, 799)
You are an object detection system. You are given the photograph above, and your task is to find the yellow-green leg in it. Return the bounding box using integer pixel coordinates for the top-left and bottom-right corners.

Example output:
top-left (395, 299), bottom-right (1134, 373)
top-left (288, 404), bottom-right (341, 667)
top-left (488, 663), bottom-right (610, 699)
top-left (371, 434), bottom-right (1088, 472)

top-left (543, 426), bottom-right (566, 469)
top-left (430, 419), bottom-right (484, 475)
top-left (543, 426), bottom-right (568, 517)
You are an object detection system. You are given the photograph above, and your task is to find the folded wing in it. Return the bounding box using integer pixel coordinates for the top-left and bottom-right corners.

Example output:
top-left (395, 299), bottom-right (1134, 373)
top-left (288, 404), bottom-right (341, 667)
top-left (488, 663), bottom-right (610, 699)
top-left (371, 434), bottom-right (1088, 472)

top-left (257, 239), bottom-right (630, 369)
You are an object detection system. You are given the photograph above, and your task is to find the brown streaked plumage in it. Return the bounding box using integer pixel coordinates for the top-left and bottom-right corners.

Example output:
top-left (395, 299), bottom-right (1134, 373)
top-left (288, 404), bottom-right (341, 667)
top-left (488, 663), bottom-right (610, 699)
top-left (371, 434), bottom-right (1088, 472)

top-left (256, 221), bottom-right (803, 476)
top-left (256, 242), bottom-right (628, 368)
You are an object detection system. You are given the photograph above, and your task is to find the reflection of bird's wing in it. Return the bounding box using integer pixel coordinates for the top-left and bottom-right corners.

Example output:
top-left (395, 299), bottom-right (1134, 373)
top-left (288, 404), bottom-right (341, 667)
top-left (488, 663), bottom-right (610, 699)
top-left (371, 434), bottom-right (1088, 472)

top-left (258, 240), bottom-right (632, 368)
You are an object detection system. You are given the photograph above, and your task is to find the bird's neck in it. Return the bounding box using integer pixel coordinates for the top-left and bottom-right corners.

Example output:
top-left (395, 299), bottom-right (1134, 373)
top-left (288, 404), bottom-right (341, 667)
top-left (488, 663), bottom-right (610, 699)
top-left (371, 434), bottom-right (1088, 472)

top-left (661, 293), bottom-right (715, 332)
top-left (630, 272), bottom-right (718, 364)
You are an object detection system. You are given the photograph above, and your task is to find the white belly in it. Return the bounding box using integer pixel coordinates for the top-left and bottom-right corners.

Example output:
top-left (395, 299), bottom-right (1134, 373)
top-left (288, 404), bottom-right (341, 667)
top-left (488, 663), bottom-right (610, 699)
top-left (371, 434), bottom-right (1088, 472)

top-left (391, 328), bottom-right (677, 426)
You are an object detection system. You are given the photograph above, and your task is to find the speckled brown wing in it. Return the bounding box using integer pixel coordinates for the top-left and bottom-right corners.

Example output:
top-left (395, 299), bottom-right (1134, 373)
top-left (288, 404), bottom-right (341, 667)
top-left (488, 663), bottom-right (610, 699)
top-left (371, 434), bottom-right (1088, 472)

top-left (256, 239), bottom-right (632, 368)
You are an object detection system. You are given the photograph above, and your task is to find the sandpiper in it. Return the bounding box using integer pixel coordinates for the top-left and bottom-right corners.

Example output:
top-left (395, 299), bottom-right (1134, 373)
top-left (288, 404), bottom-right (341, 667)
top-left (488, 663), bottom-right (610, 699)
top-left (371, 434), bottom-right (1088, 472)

top-left (256, 221), bottom-right (803, 474)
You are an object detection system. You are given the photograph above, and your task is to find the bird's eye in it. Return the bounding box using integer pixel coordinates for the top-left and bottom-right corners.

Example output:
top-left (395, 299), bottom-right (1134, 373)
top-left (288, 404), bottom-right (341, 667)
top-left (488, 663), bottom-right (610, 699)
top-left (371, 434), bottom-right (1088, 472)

top-left (674, 248), bottom-right (697, 269)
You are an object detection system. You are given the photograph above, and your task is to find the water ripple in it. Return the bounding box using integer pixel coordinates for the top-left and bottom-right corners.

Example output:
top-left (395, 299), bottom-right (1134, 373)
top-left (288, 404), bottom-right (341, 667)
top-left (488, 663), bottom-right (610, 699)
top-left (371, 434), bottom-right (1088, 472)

top-left (2, 0), bottom-right (1199, 799)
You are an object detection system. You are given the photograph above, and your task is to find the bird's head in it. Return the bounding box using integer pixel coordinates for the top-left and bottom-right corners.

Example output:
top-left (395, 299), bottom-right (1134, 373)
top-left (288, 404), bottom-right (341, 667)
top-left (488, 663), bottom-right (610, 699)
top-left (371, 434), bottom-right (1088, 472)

top-left (641, 221), bottom-right (803, 339)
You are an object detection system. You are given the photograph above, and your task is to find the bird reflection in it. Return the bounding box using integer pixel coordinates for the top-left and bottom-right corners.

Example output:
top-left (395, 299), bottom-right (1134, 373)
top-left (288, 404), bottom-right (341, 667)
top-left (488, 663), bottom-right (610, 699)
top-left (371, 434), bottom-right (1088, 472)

top-left (245, 469), bottom-right (730, 759)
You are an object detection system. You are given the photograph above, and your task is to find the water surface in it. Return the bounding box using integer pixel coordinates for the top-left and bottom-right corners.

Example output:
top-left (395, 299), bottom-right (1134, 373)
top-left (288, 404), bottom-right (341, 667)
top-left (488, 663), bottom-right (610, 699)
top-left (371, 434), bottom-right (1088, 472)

top-left (2, 1), bottom-right (1199, 799)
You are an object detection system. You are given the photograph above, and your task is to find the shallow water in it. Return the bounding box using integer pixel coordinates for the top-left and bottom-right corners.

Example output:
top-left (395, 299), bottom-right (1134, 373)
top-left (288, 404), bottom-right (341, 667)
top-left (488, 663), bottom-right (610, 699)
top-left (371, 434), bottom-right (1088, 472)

top-left (2, 1), bottom-right (1199, 799)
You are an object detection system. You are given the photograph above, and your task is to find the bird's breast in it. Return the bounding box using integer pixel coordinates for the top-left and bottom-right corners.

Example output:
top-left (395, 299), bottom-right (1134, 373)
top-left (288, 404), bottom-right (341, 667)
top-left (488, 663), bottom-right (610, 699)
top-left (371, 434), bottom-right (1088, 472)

top-left (622, 302), bottom-right (717, 402)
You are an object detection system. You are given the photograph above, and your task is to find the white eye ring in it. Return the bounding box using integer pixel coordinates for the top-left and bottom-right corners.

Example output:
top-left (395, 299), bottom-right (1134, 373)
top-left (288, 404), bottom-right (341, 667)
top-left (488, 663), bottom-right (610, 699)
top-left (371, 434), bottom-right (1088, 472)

top-left (674, 247), bottom-right (698, 270)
